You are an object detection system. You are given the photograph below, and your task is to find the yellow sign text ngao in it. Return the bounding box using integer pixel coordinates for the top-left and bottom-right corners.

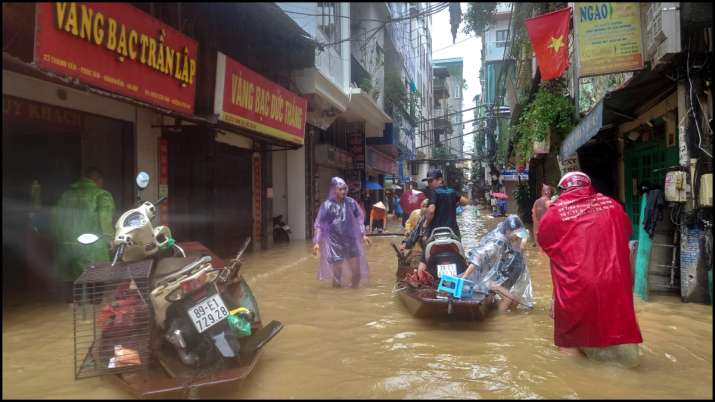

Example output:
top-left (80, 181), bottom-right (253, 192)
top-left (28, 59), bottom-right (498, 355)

top-left (575, 3), bottom-right (644, 77)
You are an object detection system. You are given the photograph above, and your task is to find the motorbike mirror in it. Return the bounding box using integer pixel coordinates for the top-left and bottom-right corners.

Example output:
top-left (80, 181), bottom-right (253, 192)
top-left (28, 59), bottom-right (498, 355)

top-left (77, 233), bottom-right (100, 245)
top-left (135, 171), bottom-right (150, 189)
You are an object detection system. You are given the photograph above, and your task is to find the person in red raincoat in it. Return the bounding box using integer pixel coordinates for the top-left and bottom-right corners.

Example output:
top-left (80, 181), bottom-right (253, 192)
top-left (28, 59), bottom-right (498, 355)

top-left (537, 172), bottom-right (643, 367)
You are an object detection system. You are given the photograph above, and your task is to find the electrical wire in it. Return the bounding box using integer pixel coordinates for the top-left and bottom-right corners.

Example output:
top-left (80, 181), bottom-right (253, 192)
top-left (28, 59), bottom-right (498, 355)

top-left (687, 37), bottom-right (713, 159)
top-left (316, 3), bottom-right (449, 49)
top-left (432, 35), bottom-right (479, 54)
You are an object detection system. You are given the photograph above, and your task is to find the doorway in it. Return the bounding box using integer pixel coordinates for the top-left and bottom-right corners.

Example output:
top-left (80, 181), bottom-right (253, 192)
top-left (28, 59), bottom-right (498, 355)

top-left (2, 95), bottom-right (134, 299)
top-left (165, 127), bottom-right (253, 258)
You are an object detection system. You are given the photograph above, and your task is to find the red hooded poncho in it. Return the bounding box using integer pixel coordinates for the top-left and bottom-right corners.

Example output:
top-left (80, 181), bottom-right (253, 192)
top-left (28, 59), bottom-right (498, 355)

top-left (537, 184), bottom-right (643, 348)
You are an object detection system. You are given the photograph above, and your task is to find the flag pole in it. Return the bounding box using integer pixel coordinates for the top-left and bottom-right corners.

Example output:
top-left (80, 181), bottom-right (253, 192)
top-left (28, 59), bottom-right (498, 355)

top-left (569, 3), bottom-right (580, 120)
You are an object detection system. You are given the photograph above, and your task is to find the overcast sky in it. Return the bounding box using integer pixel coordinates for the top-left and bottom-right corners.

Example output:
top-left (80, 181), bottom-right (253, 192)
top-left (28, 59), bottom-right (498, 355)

top-left (431, 3), bottom-right (482, 154)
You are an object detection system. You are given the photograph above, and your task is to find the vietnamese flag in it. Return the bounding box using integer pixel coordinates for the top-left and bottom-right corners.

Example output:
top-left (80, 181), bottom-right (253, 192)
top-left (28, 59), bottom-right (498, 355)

top-left (525, 7), bottom-right (571, 80)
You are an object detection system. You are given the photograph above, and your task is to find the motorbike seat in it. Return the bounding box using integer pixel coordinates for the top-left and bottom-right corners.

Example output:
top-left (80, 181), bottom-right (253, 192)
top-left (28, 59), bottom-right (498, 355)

top-left (425, 237), bottom-right (465, 263)
top-left (152, 256), bottom-right (204, 287)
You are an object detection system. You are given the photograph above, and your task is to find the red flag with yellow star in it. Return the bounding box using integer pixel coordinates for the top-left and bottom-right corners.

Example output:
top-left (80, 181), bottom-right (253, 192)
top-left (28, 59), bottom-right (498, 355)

top-left (525, 7), bottom-right (571, 80)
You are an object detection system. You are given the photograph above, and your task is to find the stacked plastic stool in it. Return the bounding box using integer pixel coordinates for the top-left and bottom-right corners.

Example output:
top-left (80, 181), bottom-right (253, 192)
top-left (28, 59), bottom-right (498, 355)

top-left (437, 274), bottom-right (477, 299)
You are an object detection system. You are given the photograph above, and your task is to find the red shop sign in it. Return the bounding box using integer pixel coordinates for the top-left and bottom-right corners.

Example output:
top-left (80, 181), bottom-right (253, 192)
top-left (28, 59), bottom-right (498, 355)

top-left (214, 52), bottom-right (307, 145)
top-left (34, 3), bottom-right (198, 114)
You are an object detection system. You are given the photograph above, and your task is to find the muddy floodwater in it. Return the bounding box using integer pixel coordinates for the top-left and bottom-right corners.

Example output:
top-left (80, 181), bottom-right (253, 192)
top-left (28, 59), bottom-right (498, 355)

top-left (3, 206), bottom-right (712, 399)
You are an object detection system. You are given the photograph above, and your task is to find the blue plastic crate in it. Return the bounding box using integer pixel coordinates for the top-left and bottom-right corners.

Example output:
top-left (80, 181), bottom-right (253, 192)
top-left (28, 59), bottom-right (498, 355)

top-left (437, 274), bottom-right (477, 299)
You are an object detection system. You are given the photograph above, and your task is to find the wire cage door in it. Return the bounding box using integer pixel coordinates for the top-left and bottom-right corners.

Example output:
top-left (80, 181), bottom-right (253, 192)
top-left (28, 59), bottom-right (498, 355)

top-left (73, 259), bottom-right (154, 379)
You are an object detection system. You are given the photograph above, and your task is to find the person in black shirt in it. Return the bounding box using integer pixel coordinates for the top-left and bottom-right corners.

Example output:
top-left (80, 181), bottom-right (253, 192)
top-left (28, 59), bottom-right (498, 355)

top-left (421, 169), bottom-right (467, 241)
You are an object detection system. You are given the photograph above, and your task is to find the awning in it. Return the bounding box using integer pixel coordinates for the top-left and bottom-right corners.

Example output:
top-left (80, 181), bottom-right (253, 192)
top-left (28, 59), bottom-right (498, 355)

top-left (560, 69), bottom-right (676, 159)
top-left (363, 181), bottom-right (383, 190)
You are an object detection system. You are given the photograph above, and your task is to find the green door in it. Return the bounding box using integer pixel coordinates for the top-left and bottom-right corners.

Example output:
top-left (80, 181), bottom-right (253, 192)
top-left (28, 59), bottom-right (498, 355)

top-left (623, 139), bottom-right (678, 239)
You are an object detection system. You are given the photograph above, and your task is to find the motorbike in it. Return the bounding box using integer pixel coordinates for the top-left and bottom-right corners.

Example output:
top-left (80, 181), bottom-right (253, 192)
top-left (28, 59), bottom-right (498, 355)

top-left (392, 226), bottom-right (496, 319)
top-left (272, 215), bottom-right (291, 243)
top-left (424, 227), bottom-right (468, 279)
top-left (75, 171), bottom-right (282, 397)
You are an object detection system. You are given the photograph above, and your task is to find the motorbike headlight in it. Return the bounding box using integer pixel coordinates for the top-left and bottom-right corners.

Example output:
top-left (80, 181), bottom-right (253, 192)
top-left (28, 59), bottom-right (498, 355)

top-left (123, 212), bottom-right (147, 228)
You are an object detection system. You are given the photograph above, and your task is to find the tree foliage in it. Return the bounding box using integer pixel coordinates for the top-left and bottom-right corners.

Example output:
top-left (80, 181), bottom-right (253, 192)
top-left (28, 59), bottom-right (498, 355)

top-left (512, 82), bottom-right (576, 164)
top-left (462, 3), bottom-right (499, 36)
top-left (579, 73), bottom-right (628, 112)
top-left (384, 67), bottom-right (408, 119)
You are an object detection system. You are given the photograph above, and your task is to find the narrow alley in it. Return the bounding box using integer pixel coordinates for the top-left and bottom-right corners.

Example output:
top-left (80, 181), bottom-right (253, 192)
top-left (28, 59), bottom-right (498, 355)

top-left (3, 206), bottom-right (712, 399)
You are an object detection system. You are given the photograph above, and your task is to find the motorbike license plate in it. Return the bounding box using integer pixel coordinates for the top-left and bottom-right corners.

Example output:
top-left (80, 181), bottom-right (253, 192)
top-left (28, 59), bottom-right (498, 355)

top-left (437, 263), bottom-right (457, 278)
top-left (188, 293), bottom-right (230, 333)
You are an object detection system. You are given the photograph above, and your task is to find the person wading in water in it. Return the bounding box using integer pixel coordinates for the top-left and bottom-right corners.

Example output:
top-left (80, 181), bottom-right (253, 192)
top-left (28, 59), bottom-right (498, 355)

top-left (312, 177), bottom-right (371, 288)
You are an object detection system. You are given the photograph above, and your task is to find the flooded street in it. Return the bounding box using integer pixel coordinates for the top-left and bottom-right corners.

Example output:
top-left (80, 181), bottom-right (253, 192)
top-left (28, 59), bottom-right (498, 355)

top-left (3, 206), bottom-right (712, 399)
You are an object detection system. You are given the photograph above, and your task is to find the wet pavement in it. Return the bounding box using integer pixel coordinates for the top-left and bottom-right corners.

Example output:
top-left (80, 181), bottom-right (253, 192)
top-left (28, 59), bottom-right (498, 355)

top-left (2, 206), bottom-right (713, 399)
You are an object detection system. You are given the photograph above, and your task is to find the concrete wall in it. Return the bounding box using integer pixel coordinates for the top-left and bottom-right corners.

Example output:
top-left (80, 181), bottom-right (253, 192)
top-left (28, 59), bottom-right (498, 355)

top-left (286, 147), bottom-right (307, 240)
top-left (135, 109), bottom-right (162, 202)
top-left (484, 13), bottom-right (511, 62)
top-left (272, 151), bottom-right (289, 225)
top-left (502, 180), bottom-right (520, 215)
top-left (351, 3), bottom-right (387, 109)
top-left (278, 2), bottom-right (351, 99)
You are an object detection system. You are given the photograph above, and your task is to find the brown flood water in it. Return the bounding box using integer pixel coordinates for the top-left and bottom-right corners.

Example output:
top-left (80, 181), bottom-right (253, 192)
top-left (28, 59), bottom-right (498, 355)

top-left (3, 206), bottom-right (712, 399)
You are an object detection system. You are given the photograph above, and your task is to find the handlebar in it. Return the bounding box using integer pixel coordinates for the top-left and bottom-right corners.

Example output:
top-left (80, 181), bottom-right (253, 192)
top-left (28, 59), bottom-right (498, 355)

top-left (156, 196), bottom-right (168, 205)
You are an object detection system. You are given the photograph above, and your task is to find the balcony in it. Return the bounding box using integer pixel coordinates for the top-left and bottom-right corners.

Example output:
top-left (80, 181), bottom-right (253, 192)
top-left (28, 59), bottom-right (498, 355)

top-left (314, 143), bottom-right (353, 170)
top-left (342, 87), bottom-right (392, 138)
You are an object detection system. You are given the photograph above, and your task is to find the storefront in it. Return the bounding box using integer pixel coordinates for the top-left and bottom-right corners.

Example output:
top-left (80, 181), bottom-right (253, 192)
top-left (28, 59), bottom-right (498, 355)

top-left (560, 70), bottom-right (681, 297)
top-left (2, 89), bottom-right (137, 296)
top-left (2, 3), bottom-right (199, 296)
top-left (560, 70), bottom-right (677, 234)
top-left (196, 51), bottom-right (307, 253)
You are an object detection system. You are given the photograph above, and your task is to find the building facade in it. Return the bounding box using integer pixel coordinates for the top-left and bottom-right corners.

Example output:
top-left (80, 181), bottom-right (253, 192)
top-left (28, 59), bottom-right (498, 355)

top-left (2, 3), bottom-right (316, 297)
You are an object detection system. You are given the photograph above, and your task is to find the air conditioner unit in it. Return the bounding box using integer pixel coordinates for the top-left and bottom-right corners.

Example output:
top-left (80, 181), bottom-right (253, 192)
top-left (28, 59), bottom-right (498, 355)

top-left (645, 3), bottom-right (681, 66)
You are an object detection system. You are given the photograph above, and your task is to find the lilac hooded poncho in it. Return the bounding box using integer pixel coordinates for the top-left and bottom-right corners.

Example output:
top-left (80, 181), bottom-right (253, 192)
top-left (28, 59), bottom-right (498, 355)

top-left (313, 177), bottom-right (370, 287)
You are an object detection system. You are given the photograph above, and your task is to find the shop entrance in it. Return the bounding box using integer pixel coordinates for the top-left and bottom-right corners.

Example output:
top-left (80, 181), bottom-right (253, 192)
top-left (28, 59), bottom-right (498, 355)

top-left (2, 95), bottom-right (134, 299)
top-left (165, 127), bottom-right (253, 258)
top-left (578, 139), bottom-right (620, 200)
top-left (623, 127), bottom-right (679, 239)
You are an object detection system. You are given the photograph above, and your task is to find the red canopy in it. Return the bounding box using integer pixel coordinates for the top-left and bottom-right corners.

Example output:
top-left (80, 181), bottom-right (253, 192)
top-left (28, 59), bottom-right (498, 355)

top-left (400, 190), bottom-right (425, 215)
top-left (537, 185), bottom-right (642, 348)
top-left (491, 192), bottom-right (509, 199)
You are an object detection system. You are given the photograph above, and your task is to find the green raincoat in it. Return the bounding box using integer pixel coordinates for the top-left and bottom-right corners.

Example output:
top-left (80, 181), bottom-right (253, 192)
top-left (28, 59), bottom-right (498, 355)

top-left (51, 178), bottom-right (116, 281)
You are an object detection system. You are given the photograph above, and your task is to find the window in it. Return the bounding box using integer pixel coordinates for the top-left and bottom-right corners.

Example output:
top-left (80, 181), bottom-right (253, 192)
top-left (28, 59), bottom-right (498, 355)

top-left (496, 29), bottom-right (508, 48)
top-left (318, 2), bottom-right (341, 54)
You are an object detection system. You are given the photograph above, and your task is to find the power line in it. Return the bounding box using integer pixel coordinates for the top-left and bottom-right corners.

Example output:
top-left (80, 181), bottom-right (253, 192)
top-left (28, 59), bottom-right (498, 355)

top-left (415, 116), bottom-right (490, 135)
top-left (416, 128), bottom-right (484, 149)
top-left (317, 3), bottom-right (449, 48)
top-left (278, 3), bottom-right (447, 23)
top-left (432, 35), bottom-right (478, 54)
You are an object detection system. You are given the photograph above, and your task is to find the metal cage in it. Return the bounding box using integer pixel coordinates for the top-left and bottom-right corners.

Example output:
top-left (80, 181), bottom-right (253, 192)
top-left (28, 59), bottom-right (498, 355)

top-left (73, 259), bottom-right (154, 379)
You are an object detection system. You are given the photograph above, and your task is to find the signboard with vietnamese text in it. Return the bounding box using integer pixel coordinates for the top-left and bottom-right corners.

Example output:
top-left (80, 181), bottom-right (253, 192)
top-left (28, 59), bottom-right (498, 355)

top-left (367, 147), bottom-right (397, 175)
top-left (34, 3), bottom-right (198, 114)
top-left (574, 3), bottom-right (644, 77)
top-left (3, 95), bottom-right (82, 129)
top-left (558, 155), bottom-right (581, 176)
top-left (346, 122), bottom-right (366, 193)
top-left (214, 52), bottom-right (307, 145)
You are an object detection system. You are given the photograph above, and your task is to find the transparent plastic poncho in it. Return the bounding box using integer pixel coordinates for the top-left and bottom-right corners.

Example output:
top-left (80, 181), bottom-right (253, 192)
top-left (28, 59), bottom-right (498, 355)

top-left (313, 177), bottom-right (369, 287)
top-left (464, 218), bottom-right (534, 308)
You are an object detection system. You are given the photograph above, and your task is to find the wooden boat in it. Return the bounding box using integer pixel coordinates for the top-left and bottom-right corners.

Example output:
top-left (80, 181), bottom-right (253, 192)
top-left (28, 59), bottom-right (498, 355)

top-left (391, 243), bottom-right (497, 321)
top-left (397, 287), bottom-right (496, 320)
top-left (111, 241), bottom-right (283, 398)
